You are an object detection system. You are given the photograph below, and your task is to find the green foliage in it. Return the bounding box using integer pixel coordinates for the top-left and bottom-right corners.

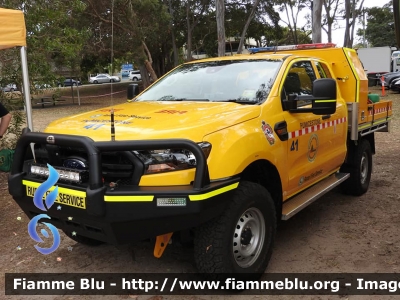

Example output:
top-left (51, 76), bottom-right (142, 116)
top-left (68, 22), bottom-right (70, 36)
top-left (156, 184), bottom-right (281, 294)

top-left (0, 0), bottom-right (89, 87)
top-left (361, 2), bottom-right (396, 47)
top-left (277, 27), bottom-right (312, 45)
top-left (0, 93), bottom-right (26, 150)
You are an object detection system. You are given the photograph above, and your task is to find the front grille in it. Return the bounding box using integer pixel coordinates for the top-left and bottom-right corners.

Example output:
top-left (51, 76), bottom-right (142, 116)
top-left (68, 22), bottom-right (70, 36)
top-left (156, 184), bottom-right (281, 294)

top-left (31, 144), bottom-right (143, 187)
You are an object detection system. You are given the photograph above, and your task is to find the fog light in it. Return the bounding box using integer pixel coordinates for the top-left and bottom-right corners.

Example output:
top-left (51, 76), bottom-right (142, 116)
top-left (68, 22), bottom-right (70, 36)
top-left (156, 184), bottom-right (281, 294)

top-left (157, 197), bottom-right (187, 207)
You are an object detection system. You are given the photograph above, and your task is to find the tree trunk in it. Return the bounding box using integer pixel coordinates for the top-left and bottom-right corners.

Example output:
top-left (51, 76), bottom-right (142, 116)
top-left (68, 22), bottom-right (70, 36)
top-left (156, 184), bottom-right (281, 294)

top-left (140, 64), bottom-right (151, 89)
top-left (141, 41), bottom-right (158, 89)
top-left (168, 0), bottom-right (178, 66)
top-left (186, 3), bottom-right (193, 61)
top-left (312, 0), bottom-right (323, 43)
top-left (343, 0), bottom-right (351, 47)
top-left (216, 0), bottom-right (225, 57)
top-left (237, 0), bottom-right (261, 54)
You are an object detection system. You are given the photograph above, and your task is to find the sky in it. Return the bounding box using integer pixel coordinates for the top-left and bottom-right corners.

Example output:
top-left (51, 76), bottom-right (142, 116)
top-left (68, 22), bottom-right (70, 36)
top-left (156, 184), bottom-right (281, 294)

top-left (278, 0), bottom-right (389, 47)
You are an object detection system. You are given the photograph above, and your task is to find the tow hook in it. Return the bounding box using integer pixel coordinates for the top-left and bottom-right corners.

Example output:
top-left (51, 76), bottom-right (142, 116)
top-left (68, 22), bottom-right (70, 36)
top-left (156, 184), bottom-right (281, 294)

top-left (153, 232), bottom-right (173, 258)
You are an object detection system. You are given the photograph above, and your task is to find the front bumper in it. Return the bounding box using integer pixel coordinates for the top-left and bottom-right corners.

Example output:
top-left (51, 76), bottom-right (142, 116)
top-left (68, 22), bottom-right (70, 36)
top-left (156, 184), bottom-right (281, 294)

top-left (9, 130), bottom-right (239, 244)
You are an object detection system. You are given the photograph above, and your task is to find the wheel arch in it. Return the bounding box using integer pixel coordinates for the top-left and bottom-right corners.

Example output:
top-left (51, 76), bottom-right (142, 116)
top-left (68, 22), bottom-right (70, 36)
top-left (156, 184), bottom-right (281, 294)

top-left (345, 133), bottom-right (375, 164)
top-left (240, 159), bottom-right (283, 221)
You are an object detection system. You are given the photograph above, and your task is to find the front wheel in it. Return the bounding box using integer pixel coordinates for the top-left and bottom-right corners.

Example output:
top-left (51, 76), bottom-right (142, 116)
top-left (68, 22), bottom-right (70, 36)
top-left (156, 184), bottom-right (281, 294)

top-left (194, 181), bottom-right (276, 280)
top-left (93, 80), bottom-right (98, 84)
top-left (341, 139), bottom-right (372, 196)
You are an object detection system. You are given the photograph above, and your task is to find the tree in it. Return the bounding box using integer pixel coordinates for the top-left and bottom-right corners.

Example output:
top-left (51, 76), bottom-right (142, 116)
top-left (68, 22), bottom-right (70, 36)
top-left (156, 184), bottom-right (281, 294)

top-left (360, 2), bottom-right (395, 47)
top-left (0, 0), bottom-right (89, 88)
top-left (343, 0), bottom-right (364, 47)
top-left (182, 0), bottom-right (212, 60)
top-left (322, 0), bottom-right (343, 43)
top-left (235, 0), bottom-right (261, 54)
top-left (312, 0), bottom-right (323, 42)
top-left (84, 0), bottom-right (171, 87)
top-left (275, 0), bottom-right (308, 45)
top-left (216, 0), bottom-right (225, 56)
top-left (278, 27), bottom-right (312, 45)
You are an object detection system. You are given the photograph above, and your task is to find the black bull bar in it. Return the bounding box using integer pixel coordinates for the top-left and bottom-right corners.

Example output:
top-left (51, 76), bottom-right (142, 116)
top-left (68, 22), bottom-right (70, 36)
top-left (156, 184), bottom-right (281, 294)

top-left (8, 129), bottom-right (211, 217)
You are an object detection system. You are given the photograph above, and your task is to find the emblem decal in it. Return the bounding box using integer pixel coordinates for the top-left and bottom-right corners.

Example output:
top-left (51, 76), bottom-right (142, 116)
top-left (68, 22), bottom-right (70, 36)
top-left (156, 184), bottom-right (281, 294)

top-left (307, 134), bottom-right (319, 162)
top-left (261, 121), bottom-right (275, 145)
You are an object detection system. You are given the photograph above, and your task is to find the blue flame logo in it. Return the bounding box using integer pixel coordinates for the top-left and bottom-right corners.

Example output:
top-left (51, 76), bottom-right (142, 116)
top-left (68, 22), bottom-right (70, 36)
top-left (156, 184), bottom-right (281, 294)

top-left (28, 164), bottom-right (61, 255)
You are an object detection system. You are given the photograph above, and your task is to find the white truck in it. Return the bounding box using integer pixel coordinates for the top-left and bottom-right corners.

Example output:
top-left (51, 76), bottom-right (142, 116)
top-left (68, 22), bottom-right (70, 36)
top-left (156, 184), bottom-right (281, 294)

top-left (357, 46), bottom-right (398, 86)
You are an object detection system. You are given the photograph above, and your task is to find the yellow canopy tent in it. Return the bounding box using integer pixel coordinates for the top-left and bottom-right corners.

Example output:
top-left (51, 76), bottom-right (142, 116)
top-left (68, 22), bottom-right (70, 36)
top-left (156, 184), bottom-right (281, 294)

top-left (0, 7), bottom-right (33, 131)
top-left (0, 8), bottom-right (26, 49)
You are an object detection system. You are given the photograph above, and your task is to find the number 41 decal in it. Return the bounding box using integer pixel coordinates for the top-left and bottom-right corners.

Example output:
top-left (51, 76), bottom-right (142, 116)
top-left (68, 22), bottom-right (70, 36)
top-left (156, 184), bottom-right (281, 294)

top-left (290, 139), bottom-right (299, 151)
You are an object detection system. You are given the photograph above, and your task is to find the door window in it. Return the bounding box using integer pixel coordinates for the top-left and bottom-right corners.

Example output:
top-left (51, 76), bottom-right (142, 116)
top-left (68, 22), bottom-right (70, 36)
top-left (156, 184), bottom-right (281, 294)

top-left (281, 61), bottom-right (317, 106)
top-left (315, 62), bottom-right (332, 78)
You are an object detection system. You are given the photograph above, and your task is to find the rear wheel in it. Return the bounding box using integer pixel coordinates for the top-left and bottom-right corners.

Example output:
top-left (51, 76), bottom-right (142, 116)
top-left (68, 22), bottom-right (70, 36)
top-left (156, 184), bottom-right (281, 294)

top-left (341, 139), bottom-right (372, 196)
top-left (132, 77), bottom-right (138, 81)
top-left (194, 181), bottom-right (276, 280)
top-left (110, 79), bottom-right (114, 82)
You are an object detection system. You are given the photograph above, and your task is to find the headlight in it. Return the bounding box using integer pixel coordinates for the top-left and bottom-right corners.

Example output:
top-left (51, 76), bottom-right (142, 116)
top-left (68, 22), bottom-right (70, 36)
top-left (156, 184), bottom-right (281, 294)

top-left (134, 142), bottom-right (211, 174)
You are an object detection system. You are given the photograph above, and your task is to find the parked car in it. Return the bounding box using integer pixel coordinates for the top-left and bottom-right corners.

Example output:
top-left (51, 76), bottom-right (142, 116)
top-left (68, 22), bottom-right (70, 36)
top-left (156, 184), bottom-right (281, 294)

top-left (89, 74), bottom-right (121, 84)
top-left (58, 79), bottom-right (82, 87)
top-left (380, 71), bottom-right (400, 89)
top-left (34, 82), bottom-right (53, 89)
top-left (128, 70), bottom-right (141, 81)
top-left (1, 83), bottom-right (18, 92)
top-left (121, 70), bottom-right (131, 77)
top-left (390, 78), bottom-right (400, 92)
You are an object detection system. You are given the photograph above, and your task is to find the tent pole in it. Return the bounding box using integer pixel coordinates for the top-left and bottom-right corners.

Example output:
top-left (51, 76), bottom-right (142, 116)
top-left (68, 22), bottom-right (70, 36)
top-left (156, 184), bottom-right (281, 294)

top-left (20, 46), bottom-right (33, 132)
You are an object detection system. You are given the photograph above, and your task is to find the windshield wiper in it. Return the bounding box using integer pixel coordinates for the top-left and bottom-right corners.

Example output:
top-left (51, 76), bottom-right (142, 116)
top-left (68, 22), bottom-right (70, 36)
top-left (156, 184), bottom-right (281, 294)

top-left (176, 98), bottom-right (210, 102)
top-left (225, 99), bottom-right (259, 104)
top-left (158, 96), bottom-right (210, 101)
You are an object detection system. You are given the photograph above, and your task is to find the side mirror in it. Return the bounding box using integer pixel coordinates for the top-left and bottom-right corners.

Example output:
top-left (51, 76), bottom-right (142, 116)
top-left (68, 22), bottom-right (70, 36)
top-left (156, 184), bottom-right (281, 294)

top-left (282, 94), bottom-right (298, 111)
top-left (127, 83), bottom-right (140, 101)
top-left (311, 78), bottom-right (337, 115)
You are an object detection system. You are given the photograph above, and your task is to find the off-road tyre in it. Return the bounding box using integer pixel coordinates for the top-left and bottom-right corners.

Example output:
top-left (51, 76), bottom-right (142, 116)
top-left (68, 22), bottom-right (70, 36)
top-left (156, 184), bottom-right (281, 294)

top-left (63, 230), bottom-right (103, 246)
top-left (194, 181), bottom-right (276, 281)
top-left (341, 139), bottom-right (372, 196)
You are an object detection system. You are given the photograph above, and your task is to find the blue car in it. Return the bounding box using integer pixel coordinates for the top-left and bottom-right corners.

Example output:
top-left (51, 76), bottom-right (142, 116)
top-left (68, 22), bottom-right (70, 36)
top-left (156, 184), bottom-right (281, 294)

top-left (121, 70), bottom-right (131, 77)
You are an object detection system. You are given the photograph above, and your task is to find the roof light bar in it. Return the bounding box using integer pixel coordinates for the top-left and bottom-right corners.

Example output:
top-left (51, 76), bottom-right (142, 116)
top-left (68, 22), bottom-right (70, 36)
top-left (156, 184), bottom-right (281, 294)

top-left (249, 43), bottom-right (336, 54)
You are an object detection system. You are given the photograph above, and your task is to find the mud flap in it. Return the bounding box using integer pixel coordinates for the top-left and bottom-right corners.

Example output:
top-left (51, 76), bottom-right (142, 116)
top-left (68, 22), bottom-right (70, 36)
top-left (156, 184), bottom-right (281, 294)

top-left (153, 232), bottom-right (173, 258)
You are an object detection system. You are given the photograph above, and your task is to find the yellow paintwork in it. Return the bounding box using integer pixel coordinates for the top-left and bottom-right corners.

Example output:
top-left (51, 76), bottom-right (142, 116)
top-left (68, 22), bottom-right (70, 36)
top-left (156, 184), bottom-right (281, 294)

top-left (44, 47), bottom-right (391, 201)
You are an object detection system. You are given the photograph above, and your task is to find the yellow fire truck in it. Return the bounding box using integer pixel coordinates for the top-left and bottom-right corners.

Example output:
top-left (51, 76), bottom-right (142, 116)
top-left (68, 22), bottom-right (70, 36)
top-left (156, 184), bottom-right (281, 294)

top-left (9, 43), bottom-right (392, 279)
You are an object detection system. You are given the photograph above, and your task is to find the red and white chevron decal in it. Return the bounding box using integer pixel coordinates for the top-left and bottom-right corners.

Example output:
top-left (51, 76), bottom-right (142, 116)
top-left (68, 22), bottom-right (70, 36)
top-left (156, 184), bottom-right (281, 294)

top-left (288, 117), bottom-right (347, 139)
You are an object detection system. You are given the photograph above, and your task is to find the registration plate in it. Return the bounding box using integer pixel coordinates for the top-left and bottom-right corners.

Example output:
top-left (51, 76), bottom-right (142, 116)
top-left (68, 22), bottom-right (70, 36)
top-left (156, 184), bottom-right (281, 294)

top-left (24, 180), bottom-right (86, 209)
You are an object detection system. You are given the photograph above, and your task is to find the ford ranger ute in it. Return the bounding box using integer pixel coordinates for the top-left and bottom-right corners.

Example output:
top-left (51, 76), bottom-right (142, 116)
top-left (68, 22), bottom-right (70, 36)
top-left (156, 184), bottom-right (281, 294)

top-left (9, 43), bottom-right (392, 279)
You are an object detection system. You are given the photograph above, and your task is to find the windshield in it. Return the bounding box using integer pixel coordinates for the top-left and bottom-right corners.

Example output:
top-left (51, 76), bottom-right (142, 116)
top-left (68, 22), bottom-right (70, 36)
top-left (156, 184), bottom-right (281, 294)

top-left (136, 59), bottom-right (282, 104)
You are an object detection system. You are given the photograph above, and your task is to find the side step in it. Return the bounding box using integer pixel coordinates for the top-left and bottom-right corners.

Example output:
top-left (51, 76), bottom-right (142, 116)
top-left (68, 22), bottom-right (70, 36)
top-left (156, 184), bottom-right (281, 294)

top-left (281, 172), bottom-right (350, 220)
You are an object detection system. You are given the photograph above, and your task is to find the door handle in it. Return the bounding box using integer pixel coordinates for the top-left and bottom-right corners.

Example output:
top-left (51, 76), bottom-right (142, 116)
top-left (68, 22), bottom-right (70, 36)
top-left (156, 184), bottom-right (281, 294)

top-left (274, 121), bottom-right (288, 141)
